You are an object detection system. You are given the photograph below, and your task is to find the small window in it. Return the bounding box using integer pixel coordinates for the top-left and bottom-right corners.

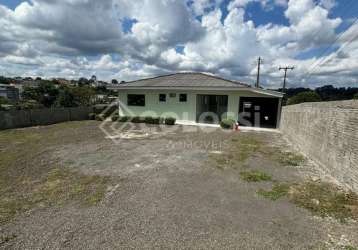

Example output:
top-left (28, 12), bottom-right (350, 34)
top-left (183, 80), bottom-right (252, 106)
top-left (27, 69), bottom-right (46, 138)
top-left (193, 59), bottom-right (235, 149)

top-left (159, 94), bottom-right (166, 102)
top-left (179, 94), bottom-right (187, 102)
top-left (169, 93), bottom-right (176, 98)
top-left (127, 94), bottom-right (145, 106)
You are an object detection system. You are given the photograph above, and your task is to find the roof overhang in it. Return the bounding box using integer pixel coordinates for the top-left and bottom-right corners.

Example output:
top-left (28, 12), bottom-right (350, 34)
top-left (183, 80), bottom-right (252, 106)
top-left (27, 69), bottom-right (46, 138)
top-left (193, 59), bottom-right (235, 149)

top-left (109, 86), bottom-right (283, 98)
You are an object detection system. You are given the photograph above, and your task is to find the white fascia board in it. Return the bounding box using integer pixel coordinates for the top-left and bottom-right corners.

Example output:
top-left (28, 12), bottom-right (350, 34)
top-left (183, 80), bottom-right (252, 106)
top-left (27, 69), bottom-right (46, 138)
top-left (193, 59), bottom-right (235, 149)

top-left (111, 86), bottom-right (283, 98)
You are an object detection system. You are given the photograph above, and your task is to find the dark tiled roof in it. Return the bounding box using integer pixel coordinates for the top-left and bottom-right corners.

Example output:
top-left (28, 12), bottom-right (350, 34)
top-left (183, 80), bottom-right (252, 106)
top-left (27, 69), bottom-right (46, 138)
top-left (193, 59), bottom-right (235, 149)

top-left (116, 72), bottom-right (250, 88)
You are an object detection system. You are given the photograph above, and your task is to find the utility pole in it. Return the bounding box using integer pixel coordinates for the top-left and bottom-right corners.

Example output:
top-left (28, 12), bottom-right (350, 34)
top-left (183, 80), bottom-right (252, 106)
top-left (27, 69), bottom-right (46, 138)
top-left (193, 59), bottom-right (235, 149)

top-left (279, 66), bottom-right (294, 93)
top-left (256, 57), bottom-right (262, 88)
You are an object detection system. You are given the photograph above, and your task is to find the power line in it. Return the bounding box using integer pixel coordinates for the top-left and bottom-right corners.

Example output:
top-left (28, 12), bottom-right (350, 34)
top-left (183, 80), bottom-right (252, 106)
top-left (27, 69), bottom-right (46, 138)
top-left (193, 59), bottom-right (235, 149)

top-left (305, 17), bottom-right (358, 76)
top-left (279, 66), bottom-right (294, 93)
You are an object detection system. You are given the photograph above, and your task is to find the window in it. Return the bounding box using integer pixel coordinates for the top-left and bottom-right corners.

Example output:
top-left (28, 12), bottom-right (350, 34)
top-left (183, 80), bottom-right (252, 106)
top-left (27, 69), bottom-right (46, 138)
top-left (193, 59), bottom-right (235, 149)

top-left (169, 93), bottom-right (176, 98)
top-left (179, 94), bottom-right (187, 102)
top-left (127, 94), bottom-right (145, 106)
top-left (159, 94), bottom-right (166, 102)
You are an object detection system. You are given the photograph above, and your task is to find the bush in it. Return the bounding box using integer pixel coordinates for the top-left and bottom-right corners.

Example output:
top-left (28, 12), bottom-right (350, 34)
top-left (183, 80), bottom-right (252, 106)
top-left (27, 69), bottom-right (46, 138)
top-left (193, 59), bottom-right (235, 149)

top-left (164, 117), bottom-right (176, 125)
top-left (132, 116), bottom-right (144, 123)
top-left (88, 113), bottom-right (96, 120)
top-left (220, 119), bottom-right (236, 129)
top-left (119, 116), bottom-right (130, 122)
top-left (354, 93), bottom-right (358, 100)
top-left (152, 117), bottom-right (161, 124)
top-left (95, 114), bottom-right (105, 121)
top-left (93, 105), bottom-right (118, 116)
top-left (145, 116), bottom-right (154, 124)
top-left (111, 114), bottom-right (119, 122)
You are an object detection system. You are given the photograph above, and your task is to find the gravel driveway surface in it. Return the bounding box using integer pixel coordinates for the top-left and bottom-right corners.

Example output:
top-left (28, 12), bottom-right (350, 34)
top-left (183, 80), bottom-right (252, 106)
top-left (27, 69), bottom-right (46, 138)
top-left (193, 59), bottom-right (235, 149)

top-left (0, 121), bottom-right (357, 249)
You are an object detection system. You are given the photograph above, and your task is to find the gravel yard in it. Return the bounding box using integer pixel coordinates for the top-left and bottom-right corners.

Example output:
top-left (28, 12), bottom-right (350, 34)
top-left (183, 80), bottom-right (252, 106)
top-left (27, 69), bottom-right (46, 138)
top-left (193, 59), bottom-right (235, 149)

top-left (0, 121), bottom-right (357, 249)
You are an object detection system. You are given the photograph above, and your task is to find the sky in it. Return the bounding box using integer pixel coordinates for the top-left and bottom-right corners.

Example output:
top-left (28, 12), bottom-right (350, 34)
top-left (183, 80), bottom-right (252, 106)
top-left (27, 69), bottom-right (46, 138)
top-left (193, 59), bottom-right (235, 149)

top-left (0, 0), bottom-right (357, 89)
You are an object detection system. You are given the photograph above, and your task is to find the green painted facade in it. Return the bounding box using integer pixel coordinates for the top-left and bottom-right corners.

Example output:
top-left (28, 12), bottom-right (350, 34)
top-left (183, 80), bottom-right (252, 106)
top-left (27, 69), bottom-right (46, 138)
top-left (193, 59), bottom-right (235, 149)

top-left (118, 89), bottom-right (281, 123)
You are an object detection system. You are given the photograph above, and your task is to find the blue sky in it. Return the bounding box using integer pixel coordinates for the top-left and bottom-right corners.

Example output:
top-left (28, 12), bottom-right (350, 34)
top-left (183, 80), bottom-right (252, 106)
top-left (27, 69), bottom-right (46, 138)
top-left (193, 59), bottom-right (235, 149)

top-left (0, 0), bottom-right (357, 88)
top-left (1, 0), bottom-right (24, 9)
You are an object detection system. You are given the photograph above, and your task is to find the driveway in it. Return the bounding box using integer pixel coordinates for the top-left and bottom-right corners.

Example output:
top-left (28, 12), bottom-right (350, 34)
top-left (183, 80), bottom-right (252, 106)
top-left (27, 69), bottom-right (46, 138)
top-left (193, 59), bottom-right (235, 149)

top-left (0, 121), bottom-right (357, 249)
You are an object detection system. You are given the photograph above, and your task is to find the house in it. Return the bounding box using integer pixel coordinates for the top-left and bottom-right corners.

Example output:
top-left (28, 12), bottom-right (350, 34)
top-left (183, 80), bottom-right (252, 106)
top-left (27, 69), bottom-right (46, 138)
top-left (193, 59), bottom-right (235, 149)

top-left (0, 84), bottom-right (20, 101)
top-left (112, 72), bottom-right (283, 128)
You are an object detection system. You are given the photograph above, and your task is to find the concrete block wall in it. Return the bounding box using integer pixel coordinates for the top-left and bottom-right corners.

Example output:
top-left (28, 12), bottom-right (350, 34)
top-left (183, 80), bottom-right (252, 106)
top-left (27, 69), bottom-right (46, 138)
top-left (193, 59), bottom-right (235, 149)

top-left (280, 100), bottom-right (358, 191)
top-left (0, 106), bottom-right (93, 130)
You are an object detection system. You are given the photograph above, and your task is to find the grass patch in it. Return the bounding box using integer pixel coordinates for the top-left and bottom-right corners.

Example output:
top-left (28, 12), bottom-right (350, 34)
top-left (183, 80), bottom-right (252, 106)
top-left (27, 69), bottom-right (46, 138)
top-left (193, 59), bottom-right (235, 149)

top-left (277, 151), bottom-right (305, 166)
top-left (258, 181), bottom-right (358, 221)
top-left (257, 183), bottom-right (290, 200)
top-left (240, 171), bottom-right (272, 182)
top-left (33, 168), bottom-right (110, 206)
top-left (261, 147), bottom-right (306, 166)
top-left (290, 182), bottom-right (358, 221)
top-left (0, 123), bottom-right (112, 225)
top-left (0, 234), bottom-right (17, 246)
top-left (344, 246), bottom-right (358, 250)
top-left (0, 168), bottom-right (110, 224)
top-left (209, 134), bottom-right (262, 169)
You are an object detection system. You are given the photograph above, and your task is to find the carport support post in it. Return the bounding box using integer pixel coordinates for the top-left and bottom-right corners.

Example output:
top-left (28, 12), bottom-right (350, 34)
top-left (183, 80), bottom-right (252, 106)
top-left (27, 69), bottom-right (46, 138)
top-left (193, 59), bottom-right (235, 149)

top-left (277, 98), bottom-right (282, 129)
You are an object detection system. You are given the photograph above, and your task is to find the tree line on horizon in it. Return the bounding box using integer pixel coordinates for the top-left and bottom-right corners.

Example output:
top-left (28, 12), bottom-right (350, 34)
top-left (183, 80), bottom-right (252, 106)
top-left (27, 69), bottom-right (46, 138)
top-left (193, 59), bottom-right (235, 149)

top-left (0, 79), bottom-right (117, 111)
top-left (271, 85), bottom-right (358, 105)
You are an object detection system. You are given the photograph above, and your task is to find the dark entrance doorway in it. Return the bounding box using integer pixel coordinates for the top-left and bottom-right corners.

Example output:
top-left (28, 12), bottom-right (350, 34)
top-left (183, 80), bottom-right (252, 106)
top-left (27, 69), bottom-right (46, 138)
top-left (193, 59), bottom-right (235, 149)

top-left (239, 97), bottom-right (279, 128)
top-left (196, 95), bottom-right (228, 123)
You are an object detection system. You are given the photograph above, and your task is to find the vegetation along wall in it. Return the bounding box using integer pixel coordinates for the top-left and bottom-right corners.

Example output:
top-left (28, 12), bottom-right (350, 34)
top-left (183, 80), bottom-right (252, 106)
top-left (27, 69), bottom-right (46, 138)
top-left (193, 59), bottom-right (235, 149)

top-left (280, 100), bottom-right (358, 191)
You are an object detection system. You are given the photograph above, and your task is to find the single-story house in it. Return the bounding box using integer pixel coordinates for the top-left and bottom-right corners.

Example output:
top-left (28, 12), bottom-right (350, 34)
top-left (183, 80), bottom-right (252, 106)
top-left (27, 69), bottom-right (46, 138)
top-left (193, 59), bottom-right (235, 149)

top-left (112, 73), bottom-right (283, 128)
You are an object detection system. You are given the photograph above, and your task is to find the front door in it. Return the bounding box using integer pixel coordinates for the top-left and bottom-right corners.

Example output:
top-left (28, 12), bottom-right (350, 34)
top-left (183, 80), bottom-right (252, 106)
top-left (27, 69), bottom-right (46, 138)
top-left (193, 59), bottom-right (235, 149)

top-left (196, 95), bottom-right (228, 123)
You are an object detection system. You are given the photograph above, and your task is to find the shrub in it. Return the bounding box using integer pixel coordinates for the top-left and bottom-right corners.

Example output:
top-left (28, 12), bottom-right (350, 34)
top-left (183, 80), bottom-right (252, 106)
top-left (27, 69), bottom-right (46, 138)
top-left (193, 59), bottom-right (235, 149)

top-left (152, 117), bottom-right (161, 124)
top-left (95, 114), bottom-right (105, 121)
top-left (111, 114), bottom-right (119, 122)
top-left (220, 119), bottom-right (236, 129)
top-left (145, 116), bottom-right (154, 124)
top-left (164, 117), bottom-right (176, 125)
top-left (119, 116), bottom-right (130, 122)
top-left (132, 116), bottom-right (144, 123)
top-left (93, 105), bottom-right (106, 114)
top-left (88, 113), bottom-right (96, 120)
top-left (354, 93), bottom-right (358, 100)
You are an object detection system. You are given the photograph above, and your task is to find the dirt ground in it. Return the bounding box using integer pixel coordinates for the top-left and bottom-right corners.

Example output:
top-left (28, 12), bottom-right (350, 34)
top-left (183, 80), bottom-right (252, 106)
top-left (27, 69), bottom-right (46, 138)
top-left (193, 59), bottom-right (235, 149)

top-left (0, 121), bottom-right (357, 249)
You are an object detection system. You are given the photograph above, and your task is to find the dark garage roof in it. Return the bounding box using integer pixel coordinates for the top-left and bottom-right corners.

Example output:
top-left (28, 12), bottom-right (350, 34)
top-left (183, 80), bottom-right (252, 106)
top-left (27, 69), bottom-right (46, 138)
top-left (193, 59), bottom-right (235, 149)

top-left (110, 72), bottom-right (283, 97)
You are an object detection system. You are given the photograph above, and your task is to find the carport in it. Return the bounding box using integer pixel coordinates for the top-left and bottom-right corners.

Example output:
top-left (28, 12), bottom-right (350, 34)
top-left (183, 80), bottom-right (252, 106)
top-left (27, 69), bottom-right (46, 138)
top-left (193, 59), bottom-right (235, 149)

top-left (239, 97), bottom-right (281, 128)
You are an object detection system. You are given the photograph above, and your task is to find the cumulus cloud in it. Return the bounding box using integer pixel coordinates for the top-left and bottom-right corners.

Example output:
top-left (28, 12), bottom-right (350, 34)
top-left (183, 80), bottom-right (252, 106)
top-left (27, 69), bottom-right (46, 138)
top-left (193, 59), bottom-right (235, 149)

top-left (0, 0), bottom-right (356, 88)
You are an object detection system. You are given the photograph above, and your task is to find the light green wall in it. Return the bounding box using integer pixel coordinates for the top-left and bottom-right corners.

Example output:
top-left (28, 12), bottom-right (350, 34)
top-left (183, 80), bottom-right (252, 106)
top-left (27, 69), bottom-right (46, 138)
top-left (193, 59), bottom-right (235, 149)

top-left (118, 89), bottom-right (279, 122)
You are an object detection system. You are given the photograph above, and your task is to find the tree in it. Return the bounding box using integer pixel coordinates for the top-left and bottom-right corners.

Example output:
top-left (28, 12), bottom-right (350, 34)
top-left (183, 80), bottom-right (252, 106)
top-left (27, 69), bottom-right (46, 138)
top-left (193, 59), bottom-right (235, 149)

top-left (71, 86), bottom-right (95, 106)
top-left (55, 86), bottom-right (76, 107)
top-left (111, 79), bottom-right (118, 84)
top-left (287, 91), bottom-right (322, 105)
top-left (78, 77), bottom-right (89, 86)
top-left (22, 81), bottom-right (59, 107)
top-left (17, 100), bottom-right (44, 110)
top-left (90, 75), bottom-right (97, 83)
top-left (0, 96), bottom-right (10, 105)
top-left (0, 76), bottom-right (11, 84)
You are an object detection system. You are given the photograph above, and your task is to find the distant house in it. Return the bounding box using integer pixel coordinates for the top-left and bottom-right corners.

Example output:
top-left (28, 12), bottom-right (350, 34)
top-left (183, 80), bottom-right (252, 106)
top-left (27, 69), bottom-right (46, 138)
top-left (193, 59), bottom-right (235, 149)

top-left (111, 72), bottom-right (283, 128)
top-left (0, 84), bottom-right (20, 101)
top-left (55, 78), bottom-right (72, 86)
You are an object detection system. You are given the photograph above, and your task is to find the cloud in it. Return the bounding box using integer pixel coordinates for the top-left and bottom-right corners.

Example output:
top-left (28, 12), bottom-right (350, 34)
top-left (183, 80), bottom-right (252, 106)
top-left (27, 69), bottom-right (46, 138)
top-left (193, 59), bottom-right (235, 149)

top-left (0, 0), bottom-right (356, 88)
